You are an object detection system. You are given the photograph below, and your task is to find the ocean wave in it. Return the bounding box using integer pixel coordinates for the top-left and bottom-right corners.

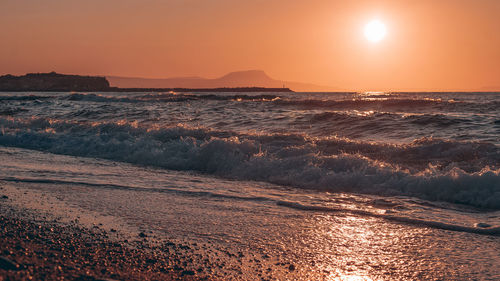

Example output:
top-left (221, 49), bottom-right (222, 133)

top-left (63, 92), bottom-right (282, 103)
top-left (276, 98), bottom-right (456, 110)
top-left (0, 116), bottom-right (499, 209)
top-left (63, 93), bottom-right (136, 103)
top-left (0, 92), bottom-right (281, 103)
top-left (0, 107), bottom-right (29, 116)
top-left (308, 111), bottom-right (467, 127)
top-left (403, 114), bottom-right (468, 126)
top-left (2, 93), bottom-right (499, 114)
top-left (275, 98), bottom-right (500, 113)
top-left (136, 93), bottom-right (280, 102)
top-left (0, 94), bottom-right (55, 101)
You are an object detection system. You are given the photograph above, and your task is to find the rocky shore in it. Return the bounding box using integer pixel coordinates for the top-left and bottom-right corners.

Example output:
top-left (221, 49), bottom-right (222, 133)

top-left (0, 200), bottom-right (205, 281)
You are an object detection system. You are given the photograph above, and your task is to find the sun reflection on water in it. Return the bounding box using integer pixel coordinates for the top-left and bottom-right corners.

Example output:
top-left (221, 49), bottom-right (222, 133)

top-left (283, 210), bottom-right (444, 280)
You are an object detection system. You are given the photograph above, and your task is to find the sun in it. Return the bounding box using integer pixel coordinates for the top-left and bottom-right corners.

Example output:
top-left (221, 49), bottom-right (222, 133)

top-left (364, 20), bottom-right (387, 43)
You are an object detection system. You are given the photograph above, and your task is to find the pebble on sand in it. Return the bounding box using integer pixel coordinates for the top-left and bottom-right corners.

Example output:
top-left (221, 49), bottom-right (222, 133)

top-left (0, 256), bottom-right (20, 271)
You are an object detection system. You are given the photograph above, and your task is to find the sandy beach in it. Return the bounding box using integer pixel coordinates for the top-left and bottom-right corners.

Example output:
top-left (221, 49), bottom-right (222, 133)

top-left (1, 144), bottom-right (500, 280)
top-left (0, 192), bottom-right (208, 280)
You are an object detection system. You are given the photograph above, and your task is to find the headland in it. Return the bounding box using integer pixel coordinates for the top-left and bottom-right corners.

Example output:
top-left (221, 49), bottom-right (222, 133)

top-left (0, 72), bottom-right (293, 92)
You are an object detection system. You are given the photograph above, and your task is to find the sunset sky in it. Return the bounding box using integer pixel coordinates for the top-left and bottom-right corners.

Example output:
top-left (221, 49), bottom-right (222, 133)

top-left (1, 0), bottom-right (499, 91)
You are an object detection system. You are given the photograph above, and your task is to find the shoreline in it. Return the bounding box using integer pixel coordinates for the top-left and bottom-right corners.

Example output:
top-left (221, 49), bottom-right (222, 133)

top-left (0, 152), bottom-right (303, 281)
top-left (0, 196), bottom-right (205, 280)
top-left (1, 145), bottom-right (500, 280)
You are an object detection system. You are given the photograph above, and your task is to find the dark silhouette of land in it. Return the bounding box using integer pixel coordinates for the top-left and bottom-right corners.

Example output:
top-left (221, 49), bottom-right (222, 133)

top-left (0, 72), bottom-right (110, 92)
top-left (0, 72), bottom-right (293, 92)
top-left (108, 70), bottom-right (335, 92)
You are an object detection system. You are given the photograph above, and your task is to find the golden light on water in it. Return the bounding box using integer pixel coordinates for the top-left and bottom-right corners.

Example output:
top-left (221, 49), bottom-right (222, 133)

top-left (282, 209), bottom-right (452, 281)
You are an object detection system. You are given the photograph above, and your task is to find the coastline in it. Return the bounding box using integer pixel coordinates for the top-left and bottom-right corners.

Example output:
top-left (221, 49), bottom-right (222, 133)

top-left (0, 191), bottom-right (205, 280)
top-left (0, 72), bottom-right (293, 93)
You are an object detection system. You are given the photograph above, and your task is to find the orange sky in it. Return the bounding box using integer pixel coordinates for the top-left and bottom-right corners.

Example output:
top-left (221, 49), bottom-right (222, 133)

top-left (1, 0), bottom-right (499, 91)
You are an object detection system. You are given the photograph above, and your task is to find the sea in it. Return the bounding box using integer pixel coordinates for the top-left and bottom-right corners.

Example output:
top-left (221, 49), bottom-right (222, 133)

top-left (1, 91), bottom-right (499, 279)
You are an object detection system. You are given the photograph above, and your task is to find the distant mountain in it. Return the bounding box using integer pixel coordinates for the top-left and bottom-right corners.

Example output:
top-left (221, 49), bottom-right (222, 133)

top-left (107, 70), bottom-right (335, 92)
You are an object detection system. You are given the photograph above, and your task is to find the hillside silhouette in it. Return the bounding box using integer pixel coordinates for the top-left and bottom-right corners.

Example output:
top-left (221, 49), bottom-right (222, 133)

top-left (107, 70), bottom-right (335, 92)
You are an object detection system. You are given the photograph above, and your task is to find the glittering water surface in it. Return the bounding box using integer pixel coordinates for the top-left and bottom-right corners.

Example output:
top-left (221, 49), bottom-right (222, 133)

top-left (1, 91), bottom-right (500, 279)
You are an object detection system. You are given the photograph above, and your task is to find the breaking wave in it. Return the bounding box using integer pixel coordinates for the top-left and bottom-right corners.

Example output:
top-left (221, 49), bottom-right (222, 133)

top-left (1, 116), bottom-right (499, 209)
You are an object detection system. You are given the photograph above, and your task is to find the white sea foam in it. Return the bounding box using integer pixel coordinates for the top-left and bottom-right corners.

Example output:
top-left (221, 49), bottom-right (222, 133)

top-left (1, 116), bottom-right (499, 209)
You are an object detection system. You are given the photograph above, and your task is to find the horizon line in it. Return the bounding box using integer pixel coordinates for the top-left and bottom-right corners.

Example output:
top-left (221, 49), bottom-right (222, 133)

top-left (1, 71), bottom-right (499, 92)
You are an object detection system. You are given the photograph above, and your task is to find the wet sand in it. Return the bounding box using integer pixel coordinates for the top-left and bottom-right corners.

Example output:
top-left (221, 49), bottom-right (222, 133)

top-left (0, 178), bottom-right (301, 281)
top-left (0, 196), bottom-right (204, 280)
top-left (2, 147), bottom-right (500, 280)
